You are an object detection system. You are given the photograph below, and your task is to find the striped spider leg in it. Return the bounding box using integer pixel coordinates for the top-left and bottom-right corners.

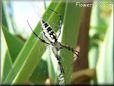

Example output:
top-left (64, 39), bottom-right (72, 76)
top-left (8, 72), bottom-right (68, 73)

top-left (27, 20), bottom-right (49, 45)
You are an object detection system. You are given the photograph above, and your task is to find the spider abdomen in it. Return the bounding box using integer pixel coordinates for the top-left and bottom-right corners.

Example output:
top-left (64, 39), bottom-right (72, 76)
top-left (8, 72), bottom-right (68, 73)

top-left (41, 20), bottom-right (57, 43)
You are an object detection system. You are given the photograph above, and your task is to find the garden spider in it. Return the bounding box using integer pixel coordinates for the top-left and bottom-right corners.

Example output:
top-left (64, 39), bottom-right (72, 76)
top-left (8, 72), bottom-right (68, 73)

top-left (27, 9), bottom-right (79, 84)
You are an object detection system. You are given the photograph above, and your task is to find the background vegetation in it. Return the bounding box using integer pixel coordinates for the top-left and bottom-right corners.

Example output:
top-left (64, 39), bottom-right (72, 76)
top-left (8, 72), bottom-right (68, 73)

top-left (1, 0), bottom-right (113, 85)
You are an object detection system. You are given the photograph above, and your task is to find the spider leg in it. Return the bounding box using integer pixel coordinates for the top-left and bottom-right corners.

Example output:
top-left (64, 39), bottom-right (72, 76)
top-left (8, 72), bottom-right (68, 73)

top-left (57, 15), bottom-right (62, 38)
top-left (27, 20), bottom-right (49, 45)
top-left (58, 73), bottom-right (65, 85)
top-left (60, 43), bottom-right (79, 57)
top-left (48, 9), bottom-right (62, 38)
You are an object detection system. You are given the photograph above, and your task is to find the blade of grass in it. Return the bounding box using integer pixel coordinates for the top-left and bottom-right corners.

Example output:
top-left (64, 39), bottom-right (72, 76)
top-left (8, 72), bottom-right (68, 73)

top-left (2, 4), bottom-right (8, 29)
top-left (1, 25), bottom-right (26, 83)
top-left (104, 16), bottom-right (113, 83)
top-left (89, 1), bottom-right (113, 83)
top-left (46, 47), bottom-right (57, 84)
top-left (29, 53), bottom-right (48, 84)
top-left (1, 51), bottom-right (12, 83)
top-left (1, 29), bottom-right (12, 83)
top-left (96, 9), bottom-right (113, 83)
top-left (60, 0), bottom-right (83, 84)
top-left (2, 26), bottom-right (24, 62)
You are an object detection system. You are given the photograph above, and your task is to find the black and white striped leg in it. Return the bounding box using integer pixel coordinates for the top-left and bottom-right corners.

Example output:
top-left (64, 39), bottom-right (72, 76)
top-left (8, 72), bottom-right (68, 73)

top-left (57, 15), bottom-right (62, 38)
top-left (60, 43), bottom-right (79, 57)
top-left (48, 9), bottom-right (62, 38)
top-left (58, 73), bottom-right (65, 85)
top-left (27, 20), bottom-right (49, 45)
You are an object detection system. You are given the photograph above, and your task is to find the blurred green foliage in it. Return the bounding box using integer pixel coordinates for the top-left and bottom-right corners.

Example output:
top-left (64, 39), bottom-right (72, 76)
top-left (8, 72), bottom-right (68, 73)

top-left (1, 0), bottom-right (113, 85)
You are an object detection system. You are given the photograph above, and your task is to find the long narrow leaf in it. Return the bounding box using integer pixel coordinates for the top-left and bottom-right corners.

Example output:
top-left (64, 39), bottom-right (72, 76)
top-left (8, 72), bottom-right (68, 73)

top-left (1, 51), bottom-right (12, 82)
top-left (60, 0), bottom-right (83, 84)
top-left (2, 26), bottom-right (24, 62)
top-left (1, 30), bottom-right (12, 83)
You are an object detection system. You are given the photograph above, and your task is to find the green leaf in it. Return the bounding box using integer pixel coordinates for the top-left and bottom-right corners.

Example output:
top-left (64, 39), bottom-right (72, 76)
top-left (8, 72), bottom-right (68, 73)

top-left (89, 1), bottom-right (113, 84)
top-left (60, 1), bottom-right (83, 84)
top-left (2, 26), bottom-right (24, 62)
top-left (96, 10), bottom-right (113, 83)
top-left (46, 47), bottom-right (57, 84)
top-left (2, 51), bottom-right (12, 83)
top-left (29, 58), bottom-right (48, 84)
top-left (1, 30), bottom-right (12, 83)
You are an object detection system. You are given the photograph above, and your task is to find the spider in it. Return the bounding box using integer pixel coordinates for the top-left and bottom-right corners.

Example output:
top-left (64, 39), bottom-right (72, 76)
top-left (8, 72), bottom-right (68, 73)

top-left (27, 9), bottom-right (79, 84)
